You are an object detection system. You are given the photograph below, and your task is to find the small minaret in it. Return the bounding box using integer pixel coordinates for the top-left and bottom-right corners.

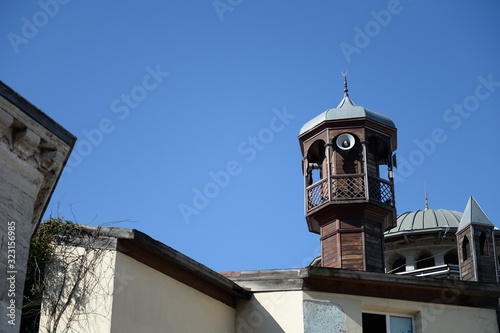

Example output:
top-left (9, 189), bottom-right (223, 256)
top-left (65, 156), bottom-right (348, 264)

top-left (456, 196), bottom-right (498, 283)
top-left (298, 75), bottom-right (397, 272)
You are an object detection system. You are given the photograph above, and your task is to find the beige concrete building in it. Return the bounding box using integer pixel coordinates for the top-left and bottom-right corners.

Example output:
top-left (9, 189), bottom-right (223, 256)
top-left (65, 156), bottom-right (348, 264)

top-left (38, 227), bottom-right (249, 333)
top-left (36, 224), bottom-right (500, 333)
top-left (0, 81), bottom-right (75, 333)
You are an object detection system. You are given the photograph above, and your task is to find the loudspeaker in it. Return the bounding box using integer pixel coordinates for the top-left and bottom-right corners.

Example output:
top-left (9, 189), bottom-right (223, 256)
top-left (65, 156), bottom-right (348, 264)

top-left (336, 133), bottom-right (355, 151)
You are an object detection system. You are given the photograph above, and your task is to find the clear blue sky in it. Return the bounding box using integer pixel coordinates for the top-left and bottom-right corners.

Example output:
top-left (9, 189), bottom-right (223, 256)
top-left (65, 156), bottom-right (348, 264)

top-left (2, 1), bottom-right (500, 272)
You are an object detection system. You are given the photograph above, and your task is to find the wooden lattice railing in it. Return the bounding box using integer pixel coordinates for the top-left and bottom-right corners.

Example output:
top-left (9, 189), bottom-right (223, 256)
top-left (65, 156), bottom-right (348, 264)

top-left (306, 174), bottom-right (394, 212)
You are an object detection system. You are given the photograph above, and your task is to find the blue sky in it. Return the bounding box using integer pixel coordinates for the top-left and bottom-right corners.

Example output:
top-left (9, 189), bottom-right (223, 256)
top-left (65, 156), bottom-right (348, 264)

top-left (2, 0), bottom-right (500, 272)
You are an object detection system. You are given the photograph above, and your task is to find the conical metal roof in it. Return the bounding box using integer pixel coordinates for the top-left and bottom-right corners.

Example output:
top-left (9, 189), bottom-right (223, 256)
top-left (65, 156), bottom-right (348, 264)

top-left (456, 196), bottom-right (494, 233)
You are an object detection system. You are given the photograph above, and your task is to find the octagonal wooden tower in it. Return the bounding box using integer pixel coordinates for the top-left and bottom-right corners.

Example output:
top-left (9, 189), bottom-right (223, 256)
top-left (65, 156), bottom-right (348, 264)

top-left (298, 76), bottom-right (397, 272)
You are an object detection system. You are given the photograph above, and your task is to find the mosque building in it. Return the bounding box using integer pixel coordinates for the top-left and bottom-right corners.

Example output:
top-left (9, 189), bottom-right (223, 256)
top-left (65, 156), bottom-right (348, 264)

top-left (385, 196), bottom-right (500, 281)
top-left (4, 78), bottom-right (499, 333)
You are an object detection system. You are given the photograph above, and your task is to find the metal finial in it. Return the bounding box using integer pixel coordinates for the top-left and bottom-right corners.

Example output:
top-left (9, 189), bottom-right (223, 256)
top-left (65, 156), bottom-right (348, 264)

top-left (424, 183), bottom-right (429, 210)
top-left (342, 71), bottom-right (349, 96)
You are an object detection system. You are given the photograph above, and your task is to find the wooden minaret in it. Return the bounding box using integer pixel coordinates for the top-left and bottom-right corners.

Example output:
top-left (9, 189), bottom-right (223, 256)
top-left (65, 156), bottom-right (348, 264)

top-left (298, 75), bottom-right (397, 272)
top-left (456, 196), bottom-right (498, 283)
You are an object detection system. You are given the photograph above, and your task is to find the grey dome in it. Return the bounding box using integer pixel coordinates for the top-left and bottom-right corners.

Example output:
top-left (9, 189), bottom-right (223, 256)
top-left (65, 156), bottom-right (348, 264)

top-left (385, 209), bottom-right (463, 238)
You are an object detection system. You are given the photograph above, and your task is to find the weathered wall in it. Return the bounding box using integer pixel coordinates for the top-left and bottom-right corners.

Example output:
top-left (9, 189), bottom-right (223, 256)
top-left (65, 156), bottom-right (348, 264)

top-left (303, 292), bottom-right (361, 333)
top-left (109, 251), bottom-right (235, 333)
top-left (234, 289), bottom-right (499, 333)
top-left (304, 291), bottom-right (499, 333)
top-left (0, 146), bottom-right (40, 333)
top-left (0, 86), bottom-right (74, 333)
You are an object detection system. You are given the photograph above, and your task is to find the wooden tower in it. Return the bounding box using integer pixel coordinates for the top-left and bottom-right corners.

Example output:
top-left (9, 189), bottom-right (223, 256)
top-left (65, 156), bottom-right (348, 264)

top-left (456, 196), bottom-right (498, 283)
top-left (298, 75), bottom-right (397, 272)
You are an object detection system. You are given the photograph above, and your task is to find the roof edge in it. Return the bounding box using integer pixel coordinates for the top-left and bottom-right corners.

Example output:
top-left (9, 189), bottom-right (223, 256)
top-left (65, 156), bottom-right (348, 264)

top-left (78, 225), bottom-right (251, 306)
top-left (224, 266), bottom-right (500, 308)
top-left (0, 81), bottom-right (76, 146)
top-left (112, 227), bottom-right (251, 304)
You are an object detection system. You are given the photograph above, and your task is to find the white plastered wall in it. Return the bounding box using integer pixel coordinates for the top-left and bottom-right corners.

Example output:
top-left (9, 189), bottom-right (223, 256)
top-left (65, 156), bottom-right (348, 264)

top-left (109, 252), bottom-right (235, 333)
top-left (235, 290), bottom-right (304, 333)
top-left (39, 247), bottom-right (116, 333)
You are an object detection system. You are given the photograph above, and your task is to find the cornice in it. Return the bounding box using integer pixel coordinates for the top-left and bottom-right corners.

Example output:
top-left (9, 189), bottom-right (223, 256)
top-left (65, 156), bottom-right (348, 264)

top-left (0, 82), bottom-right (75, 231)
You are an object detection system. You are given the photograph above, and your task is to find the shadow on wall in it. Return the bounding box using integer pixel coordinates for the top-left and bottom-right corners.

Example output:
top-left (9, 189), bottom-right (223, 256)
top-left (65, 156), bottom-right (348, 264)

top-left (235, 296), bottom-right (286, 333)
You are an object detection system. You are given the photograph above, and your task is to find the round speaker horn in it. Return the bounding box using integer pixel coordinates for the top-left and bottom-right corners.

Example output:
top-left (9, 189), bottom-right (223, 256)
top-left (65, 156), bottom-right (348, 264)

top-left (336, 133), bottom-right (355, 151)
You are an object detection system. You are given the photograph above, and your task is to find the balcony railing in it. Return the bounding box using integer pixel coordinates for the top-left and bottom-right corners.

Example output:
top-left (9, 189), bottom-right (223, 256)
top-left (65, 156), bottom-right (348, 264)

top-left (306, 174), bottom-right (394, 212)
top-left (395, 264), bottom-right (460, 279)
top-left (368, 175), bottom-right (394, 206)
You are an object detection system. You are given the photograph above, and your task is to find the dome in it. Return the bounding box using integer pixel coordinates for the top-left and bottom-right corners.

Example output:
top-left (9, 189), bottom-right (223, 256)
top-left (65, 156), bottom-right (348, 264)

top-left (299, 94), bottom-right (396, 135)
top-left (385, 209), bottom-right (463, 238)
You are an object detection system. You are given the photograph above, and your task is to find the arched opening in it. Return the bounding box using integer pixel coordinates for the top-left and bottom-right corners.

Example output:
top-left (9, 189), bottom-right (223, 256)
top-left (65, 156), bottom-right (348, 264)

top-left (306, 140), bottom-right (326, 186)
top-left (444, 250), bottom-right (459, 265)
top-left (479, 232), bottom-right (488, 256)
top-left (366, 136), bottom-right (385, 177)
top-left (391, 256), bottom-right (406, 273)
top-left (462, 236), bottom-right (470, 260)
top-left (416, 252), bottom-right (435, 269)
top-left (366, 135), bottom-right (393, 206)
top-left (366, 135), bottom-right (393, 179)
top-left (305, 140), bottom-right (327, 209)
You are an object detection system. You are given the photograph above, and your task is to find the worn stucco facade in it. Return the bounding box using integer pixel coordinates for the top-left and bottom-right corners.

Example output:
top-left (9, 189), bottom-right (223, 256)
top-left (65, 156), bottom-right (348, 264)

top-left (231, 268), bottom-right (500, 333)
top-left (235, 289), bottom-right (498, 333)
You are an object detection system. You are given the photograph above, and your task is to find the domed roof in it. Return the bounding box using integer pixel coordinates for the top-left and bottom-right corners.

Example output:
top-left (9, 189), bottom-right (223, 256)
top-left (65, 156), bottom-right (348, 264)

top-left (385, 209), bottom-right (463, 238)
top-left (299, 76), bottom-right (395, 135)
top-left (299, 95), bottom-right (396, 135)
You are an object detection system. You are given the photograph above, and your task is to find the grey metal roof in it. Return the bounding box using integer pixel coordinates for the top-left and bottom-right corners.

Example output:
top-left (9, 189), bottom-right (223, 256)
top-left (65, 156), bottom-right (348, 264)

top-left (456, 196), bottom-right (494, 233)
top-left (299, 94), bottom-right (396, 135)
top-left (385, 209), bottom-right (463, 237)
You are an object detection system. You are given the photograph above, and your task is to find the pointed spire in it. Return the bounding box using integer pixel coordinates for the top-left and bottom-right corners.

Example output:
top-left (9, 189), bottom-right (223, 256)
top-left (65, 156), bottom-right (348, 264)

top-left (342, 70), bottom-right (349, 97)
top-left (457, 196), bottom-right (494, 233)
top-left (336, 71), bottom-right (356, 108)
